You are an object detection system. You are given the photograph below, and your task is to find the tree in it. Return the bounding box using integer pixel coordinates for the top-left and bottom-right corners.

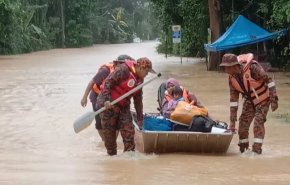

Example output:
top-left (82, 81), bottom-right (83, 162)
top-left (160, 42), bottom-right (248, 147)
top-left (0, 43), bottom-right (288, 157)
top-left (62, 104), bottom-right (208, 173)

top-left (207, 0), bottom-right (221, 70)
top-left (151, 0), bottom-right (208, 57)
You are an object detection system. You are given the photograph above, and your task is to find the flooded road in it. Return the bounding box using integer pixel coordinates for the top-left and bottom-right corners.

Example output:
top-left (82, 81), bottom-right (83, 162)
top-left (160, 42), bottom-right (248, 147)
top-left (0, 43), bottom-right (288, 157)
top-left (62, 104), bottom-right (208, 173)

top-left (1, 41), bottom-right (290, 185)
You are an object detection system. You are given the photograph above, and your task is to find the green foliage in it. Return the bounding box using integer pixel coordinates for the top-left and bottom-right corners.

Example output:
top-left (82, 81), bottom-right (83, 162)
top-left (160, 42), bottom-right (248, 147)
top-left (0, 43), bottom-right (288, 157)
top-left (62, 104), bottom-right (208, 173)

top-left (180, 0), bottom-right (208, 56)
top-left (0, 0), bottom-right (51, 54)
top-left (152, 0), bottom-right (208, 57)
top-left (266, 0), bottom-right (290, 69)
top-left (0, 0), bottom-right (159, 54)
top-left (65, 0), bottom-right (94, 47)
top-left (0, 0), bottom-right (22, 54)
top-left (271, 0), bottom-right (290, 27)
top-left (107, 7), bottom-right (130, 43)
top-left (65, 20), bottom-right (93, 47)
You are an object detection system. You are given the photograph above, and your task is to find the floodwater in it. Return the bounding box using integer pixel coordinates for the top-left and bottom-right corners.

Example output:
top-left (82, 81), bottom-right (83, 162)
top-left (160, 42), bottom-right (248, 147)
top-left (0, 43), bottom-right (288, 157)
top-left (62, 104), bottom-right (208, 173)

top-left (1, 41), bottom-right (290, 185)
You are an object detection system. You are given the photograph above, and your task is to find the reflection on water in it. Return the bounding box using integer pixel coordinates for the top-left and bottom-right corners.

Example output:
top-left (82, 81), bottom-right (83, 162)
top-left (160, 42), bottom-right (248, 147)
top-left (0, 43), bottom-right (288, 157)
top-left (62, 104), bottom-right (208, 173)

top-left (1, 42), bottom-right (290, 185)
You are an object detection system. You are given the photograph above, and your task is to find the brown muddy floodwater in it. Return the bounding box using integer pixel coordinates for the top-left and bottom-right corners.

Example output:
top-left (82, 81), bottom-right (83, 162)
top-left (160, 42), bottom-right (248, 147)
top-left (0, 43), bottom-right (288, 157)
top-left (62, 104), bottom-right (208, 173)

top-left (1, 41), bottom-right (290, 185)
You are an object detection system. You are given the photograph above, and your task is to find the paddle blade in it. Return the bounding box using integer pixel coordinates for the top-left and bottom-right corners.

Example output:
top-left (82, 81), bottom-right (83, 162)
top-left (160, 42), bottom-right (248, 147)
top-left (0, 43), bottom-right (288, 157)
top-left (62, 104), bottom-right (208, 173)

top-left (73, 111), bottom-right (95, 133)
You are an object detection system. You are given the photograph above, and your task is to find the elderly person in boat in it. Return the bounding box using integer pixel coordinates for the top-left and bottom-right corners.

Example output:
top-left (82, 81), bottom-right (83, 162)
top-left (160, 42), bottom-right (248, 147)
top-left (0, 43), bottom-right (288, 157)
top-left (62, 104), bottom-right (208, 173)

top-left (161, 78), bottom-right (203, 118)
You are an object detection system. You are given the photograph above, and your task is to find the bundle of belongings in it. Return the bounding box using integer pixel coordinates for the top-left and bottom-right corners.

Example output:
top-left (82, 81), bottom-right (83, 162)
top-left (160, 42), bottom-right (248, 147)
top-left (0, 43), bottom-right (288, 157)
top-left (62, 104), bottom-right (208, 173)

top-left (170, 101), bottom-right (208, 125)
top-left (143, 113), bottom-right (228, 133)
top-left (143, 114), bottom-right (172, 131)
top-left (171, 115), bottom-right (228, 133)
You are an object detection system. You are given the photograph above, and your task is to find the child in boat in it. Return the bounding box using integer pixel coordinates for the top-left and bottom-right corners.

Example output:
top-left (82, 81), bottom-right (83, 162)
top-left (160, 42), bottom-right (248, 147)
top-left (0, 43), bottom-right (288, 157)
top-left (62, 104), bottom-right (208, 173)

top-left (161, 78), bottom-right (202, 118)
top-left (167, 86), bottom-right (184, 115)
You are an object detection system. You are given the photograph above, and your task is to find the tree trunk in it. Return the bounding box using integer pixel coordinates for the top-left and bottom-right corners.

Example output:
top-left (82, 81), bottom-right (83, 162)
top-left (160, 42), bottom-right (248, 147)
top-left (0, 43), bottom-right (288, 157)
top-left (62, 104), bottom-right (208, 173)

top-left (60, 0), bottom-right (65, 48)
top-left (207, 0), bottom-right (221, 71)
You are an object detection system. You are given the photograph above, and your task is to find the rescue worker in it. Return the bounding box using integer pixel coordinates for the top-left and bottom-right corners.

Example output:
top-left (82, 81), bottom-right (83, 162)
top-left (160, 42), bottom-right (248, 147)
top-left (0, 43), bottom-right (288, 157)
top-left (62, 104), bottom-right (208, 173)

top-left (96, 57), bottom-right (156, 155)
top-left (162, 78), bottom-right (203, 118)
top-left (220, 53), bottom-right (279, 154)
top-left (80, 55), bottom-right (133, 141)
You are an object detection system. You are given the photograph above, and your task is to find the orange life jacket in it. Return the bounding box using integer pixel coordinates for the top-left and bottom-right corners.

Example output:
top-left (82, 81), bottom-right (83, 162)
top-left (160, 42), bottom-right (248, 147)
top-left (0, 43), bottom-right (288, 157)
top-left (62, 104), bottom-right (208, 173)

top-left (230, 57), bottom-right (269, 106)
top-left (92, 63), bottom-right (115, 94)
top-left (107, 60), bottom-right (142, 106)
top-left (164, 87), bottom-right (194, 104)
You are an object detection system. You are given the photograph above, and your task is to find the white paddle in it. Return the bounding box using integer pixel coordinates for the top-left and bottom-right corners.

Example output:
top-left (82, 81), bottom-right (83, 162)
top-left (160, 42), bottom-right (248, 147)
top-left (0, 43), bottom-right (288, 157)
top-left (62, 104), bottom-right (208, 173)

top-left (74, 73), bottom-right (162, 133)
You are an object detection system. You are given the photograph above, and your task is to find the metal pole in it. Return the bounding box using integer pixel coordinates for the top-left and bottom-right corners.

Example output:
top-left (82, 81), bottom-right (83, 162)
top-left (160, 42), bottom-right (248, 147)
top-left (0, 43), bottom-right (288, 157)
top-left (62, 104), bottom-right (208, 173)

top-left (165, 32), bottom-right (168, 59)
top-left (180, 43), bottom-right (182, 64)
top-left (180, 28), bottom-right (182, 64)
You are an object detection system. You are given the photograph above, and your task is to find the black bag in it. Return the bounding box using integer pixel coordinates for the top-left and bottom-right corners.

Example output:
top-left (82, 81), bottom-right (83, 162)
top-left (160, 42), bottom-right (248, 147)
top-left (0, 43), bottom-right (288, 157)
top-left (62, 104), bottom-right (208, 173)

top-left (172, 123), bottom-right (190, 131)
top-left (189, 115), bottom-right (216, 132)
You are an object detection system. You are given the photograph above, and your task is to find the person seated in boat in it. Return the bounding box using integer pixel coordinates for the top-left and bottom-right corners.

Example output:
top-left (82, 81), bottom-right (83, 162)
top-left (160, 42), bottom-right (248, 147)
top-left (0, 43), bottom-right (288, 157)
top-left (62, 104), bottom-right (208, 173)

top-left (167, 86), bottom-right (184, 114)
top-left (162, 78), bottom-right (203, 118)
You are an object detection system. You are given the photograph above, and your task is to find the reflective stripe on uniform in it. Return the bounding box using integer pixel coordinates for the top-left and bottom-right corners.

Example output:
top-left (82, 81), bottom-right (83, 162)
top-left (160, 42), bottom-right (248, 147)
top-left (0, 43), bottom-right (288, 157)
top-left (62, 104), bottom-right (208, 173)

top-left (253, 138), bottom-right (263, 143)
top-left (268, 82), bottom-right (275, 88)
top-left (230, 102), bottom-right (238, 107)
top-left (239, 138), bottom-right (249, 143)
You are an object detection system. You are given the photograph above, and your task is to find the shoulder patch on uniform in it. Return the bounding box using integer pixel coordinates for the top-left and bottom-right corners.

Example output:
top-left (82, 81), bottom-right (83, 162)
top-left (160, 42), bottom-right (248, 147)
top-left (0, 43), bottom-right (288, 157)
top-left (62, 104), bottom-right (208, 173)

top-left (127, 79), bottom-right (135, 87)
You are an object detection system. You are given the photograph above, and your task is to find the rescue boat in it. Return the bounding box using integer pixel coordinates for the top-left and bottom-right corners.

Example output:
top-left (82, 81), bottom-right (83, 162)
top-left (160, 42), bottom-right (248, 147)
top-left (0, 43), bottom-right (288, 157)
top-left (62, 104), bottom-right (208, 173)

top-left (132, 82), bottom-right (234, 154)
top-left (132, 113), bottom-right (234, 154)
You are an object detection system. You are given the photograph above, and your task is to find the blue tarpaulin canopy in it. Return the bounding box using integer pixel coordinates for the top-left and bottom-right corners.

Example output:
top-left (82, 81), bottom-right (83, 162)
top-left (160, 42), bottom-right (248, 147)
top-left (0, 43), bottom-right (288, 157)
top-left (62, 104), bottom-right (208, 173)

top-left (204, 15), bottom-right (287, 52)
